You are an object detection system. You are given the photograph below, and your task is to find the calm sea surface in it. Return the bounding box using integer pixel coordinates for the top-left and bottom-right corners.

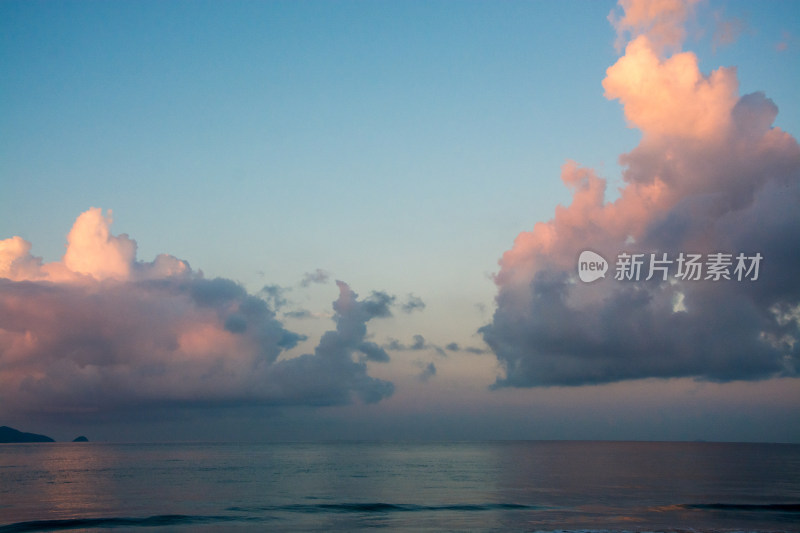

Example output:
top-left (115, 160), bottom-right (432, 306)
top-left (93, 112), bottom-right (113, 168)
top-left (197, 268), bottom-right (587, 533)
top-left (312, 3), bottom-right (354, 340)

top-left (0, 441), bottom-right (798, 532)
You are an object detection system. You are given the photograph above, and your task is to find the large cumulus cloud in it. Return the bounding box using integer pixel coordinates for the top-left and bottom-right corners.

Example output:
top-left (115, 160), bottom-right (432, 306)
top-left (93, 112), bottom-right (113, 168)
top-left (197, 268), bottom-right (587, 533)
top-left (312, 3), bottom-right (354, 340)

top-left (0, 208), bottom-right (393, 415)
top-left (482, 0), bottom-right (800, 387)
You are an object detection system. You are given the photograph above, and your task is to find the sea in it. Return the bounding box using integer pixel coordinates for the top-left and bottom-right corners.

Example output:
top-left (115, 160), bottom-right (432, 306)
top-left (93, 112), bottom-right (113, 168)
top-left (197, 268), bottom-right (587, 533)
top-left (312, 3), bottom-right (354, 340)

top-left (0, 441), bottom-right (798, 532)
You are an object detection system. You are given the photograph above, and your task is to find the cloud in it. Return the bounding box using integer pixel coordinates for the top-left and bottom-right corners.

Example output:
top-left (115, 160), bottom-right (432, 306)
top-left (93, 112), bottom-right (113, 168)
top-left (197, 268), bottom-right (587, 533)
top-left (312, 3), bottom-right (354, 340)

top-left (410, 334), bottom-right (426, 350)
top-left (283, 309), bottom-right (314, 319)
top-left (62, 208), bottom-right (138, 281)
top-left (711, 10), bottom-right (747, 52)
top-left (775, 31), bottom-right (796, 53)
top-left (0, 209), bottom-right (394, 416)
top-left (482, 1), bottom-right (800, 388)
top-left (300, 268), bottom-right (330, 287)
top-left (603, 35), bottom-right (738, 140)
top-left (384, 334), bottom-right (445, 356)
top-left (400, 294), bottom-right (426, 313)
top-left (464, 346), bottom-right (488, 355)
top-left (267, 281), bottom-right (394, 403)
top-left (260, 284), bottom-right (289, 312)
top-left (417, 362), bottom-right (437, 383)
top-left (609, 0), bottom-right (698, 55)
top-left (445, 342), bottom-right (488, 355)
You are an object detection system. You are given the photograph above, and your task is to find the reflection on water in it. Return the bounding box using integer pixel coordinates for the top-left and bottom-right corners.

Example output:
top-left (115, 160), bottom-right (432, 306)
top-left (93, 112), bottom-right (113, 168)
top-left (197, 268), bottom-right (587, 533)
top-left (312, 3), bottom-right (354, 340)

top-left (0, 443), bottom-right (122, 520)
top-left (0, 442), bottom-right (237, 523)
top-left (0, 441), bottom-right (798, 531)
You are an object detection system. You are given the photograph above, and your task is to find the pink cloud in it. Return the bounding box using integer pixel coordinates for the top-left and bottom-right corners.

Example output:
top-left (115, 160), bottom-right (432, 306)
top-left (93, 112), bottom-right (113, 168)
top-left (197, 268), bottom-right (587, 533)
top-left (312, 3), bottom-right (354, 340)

top-left (0, 207), bottom-right (190, 284)
top-left (0, 209), bottom-right (395, 417)
top-left (62, 208), bottom-right (137, 281)
top-left (603, 36), bottom-right (738, 140)
top-left (609, 0), bottom-right (698, 54)
top-left (483, 0), bottom-right (800, 387)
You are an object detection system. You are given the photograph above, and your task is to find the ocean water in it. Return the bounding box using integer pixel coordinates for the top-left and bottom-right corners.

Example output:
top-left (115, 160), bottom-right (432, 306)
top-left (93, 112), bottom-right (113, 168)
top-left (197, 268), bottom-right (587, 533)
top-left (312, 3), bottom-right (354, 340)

top-left (0, 441), bottom-right (798, 532)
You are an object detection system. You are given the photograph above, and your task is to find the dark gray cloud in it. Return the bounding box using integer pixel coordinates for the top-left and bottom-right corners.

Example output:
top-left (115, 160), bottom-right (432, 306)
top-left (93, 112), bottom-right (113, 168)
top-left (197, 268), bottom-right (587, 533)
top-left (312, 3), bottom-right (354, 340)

top-left (283, 309), bottom-right (314, 319)
top-left (258, 281), bottom-right (394, 404)
top-left (400, 294), bottom-right (426, 313)
top-left (259, 284), bottom-right (289, 312)
top-left (411, 334), bottom-right (426, 350)
top-left (299, 268), bottom-right (330, 287)
top-left (464, 346), bottom-right (488, 355)
top-left (417, 362), bottom-right (437, 382)
top-left (384, 334), bottom-right (445, 356)
top-left (384, 338), bottom-right (404, 351)
top-left (445, 342), bottom-right (488, 355)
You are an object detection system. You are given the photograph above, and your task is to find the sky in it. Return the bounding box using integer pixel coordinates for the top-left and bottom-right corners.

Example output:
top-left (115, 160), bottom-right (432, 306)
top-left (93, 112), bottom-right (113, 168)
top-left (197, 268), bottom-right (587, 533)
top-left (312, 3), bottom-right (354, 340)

top-left (1, 0), bottom-right (799, 443)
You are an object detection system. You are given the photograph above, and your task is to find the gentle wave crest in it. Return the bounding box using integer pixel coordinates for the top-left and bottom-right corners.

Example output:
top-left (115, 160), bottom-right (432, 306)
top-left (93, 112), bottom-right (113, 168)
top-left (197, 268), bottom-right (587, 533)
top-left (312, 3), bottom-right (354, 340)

top-left (0, 514), bottom-right (251, 532)
top-left (3, 502), bottom-right (798, 532)
top-left (229, 501), bottom-right (537, 513)
top-left (682, 503), bottom-right (800, 512)
top-left (0, 503), bottom-right (536, 532)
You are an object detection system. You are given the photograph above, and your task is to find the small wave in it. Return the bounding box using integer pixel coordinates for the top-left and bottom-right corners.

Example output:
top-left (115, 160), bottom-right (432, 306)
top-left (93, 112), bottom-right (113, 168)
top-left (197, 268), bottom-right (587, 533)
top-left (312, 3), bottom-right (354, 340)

top-left (229, 501), bottom-right (536, 514)
top-left (0, 514), bottom-right (246, 532)
top-left (683, 502), bottom-right (800, 513)
top-left (1, 504), bottom-right (538, 531)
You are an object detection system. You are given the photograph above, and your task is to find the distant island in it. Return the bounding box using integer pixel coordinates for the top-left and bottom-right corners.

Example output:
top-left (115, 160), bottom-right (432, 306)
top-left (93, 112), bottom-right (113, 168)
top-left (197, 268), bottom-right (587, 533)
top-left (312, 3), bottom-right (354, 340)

top-left (0, 425), bottom-right (55, 443)
top-left (0, 426), bottom-right (90, 443)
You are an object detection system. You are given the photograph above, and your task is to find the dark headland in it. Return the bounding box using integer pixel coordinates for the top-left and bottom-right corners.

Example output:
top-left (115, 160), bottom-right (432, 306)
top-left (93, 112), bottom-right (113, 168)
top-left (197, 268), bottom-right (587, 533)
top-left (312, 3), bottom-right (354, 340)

top-left (0, 425), bottom-right (55, 443)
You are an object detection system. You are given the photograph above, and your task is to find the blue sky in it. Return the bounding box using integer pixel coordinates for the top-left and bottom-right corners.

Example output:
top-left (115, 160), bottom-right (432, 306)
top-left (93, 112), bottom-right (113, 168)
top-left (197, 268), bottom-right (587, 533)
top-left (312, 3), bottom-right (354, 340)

top-left (2, 1), bottom-right (633, 286)
top-left (1, 0), bottom-right (799, 442)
